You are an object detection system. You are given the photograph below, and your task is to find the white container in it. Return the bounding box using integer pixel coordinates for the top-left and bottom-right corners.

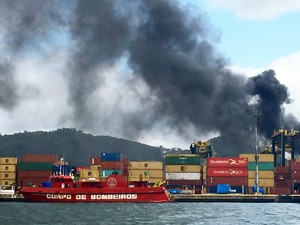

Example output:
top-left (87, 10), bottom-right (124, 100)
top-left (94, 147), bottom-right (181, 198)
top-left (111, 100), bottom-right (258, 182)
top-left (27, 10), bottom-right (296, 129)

top-left (165, 172), bottom-right (201, 180)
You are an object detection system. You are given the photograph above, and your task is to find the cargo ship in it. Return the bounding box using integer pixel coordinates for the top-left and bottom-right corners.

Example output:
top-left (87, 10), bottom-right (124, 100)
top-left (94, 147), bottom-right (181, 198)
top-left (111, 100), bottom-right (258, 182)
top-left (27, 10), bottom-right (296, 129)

top-left (20, 173), bottom-right (171, 203)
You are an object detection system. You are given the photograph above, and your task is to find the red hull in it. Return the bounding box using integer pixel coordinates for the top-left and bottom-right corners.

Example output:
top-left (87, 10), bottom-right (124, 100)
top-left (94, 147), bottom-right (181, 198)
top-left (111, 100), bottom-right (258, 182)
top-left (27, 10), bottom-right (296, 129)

top-left (20, 186), bottom-right (171, 203)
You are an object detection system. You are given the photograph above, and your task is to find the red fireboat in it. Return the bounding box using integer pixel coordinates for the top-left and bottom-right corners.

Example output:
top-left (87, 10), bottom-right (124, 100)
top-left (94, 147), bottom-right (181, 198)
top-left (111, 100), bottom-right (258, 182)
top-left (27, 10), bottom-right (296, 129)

top-left (20, 174), bottom-right (171, 203)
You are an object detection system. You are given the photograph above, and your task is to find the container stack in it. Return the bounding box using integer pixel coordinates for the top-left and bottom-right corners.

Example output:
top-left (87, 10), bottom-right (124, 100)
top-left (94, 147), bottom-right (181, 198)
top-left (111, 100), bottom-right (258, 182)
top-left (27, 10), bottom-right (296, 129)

top-left (240, 154), bottom-right (274, 193)
top-left (91, 153), bottom-right (129, 179)
top-left (128, 161), bottom-right (164, 184)
top-left (206, 157), bottom-right (248, 194)
top-left (165, 154), bottom-right (202, 194)
top-left (0, 157), bottom-right (18, 187)
top-left (290, 158), bottom-right (300, 194)
top-left (17, 154), bottom-right (58, 186)
top-left (271, 166), bottom-right (291, 194)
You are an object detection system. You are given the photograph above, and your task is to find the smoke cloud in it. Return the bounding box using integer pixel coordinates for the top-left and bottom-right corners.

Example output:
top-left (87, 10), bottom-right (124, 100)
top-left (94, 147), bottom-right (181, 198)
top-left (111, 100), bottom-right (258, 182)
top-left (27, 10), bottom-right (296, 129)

top-left (0, 0), bottom-right (298, 150)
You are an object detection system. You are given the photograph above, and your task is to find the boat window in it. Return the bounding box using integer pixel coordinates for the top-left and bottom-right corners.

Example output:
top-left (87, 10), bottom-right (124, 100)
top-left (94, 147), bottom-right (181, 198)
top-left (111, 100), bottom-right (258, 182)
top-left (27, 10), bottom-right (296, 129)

top-left (88, 172), bottom-right (92, 176)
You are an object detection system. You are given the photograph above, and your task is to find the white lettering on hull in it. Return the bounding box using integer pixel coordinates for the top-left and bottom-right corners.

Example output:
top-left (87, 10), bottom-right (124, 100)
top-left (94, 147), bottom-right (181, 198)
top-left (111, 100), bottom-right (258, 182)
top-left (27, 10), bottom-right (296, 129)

top-left (45, 193), bottom-right (138, 201)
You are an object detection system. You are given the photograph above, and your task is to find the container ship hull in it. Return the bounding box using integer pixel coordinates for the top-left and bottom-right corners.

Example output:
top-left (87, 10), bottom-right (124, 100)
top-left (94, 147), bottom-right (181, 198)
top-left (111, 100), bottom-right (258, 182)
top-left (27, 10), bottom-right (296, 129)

top-left (20, 187), bottom-right (171, 203)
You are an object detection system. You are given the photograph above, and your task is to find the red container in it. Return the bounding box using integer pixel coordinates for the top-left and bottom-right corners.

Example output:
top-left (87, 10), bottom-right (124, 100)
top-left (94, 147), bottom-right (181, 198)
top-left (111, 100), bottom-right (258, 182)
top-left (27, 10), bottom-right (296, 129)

top-left (207, 157), bottom-right (248, 168)
top-left (207, 167), bottom-right (248, 177)
top-left (275, 180), bottom-right (291, 188)
top-left (166, 180), bottom-right (202, 186)
top-left (270, 187), bottom-right (291, 195)
top-left (91, 157), bottom-right (102, 165)
top-left (274, 167), bottom-right (290, 174)
top-left (274, 174), bottom-right (290, 181)
top-left (100, 161), bottom-right (121, 170)
top-left (22, 154), bottom-right (58, 163)
top-left (290, 170), bottom-right (300, 179)
top-left (17, 170), bottom-right (52, 178)
top-left (206, 176), bottom-right (248, 186)
top-left (290, 162), bottom-right (300, 171)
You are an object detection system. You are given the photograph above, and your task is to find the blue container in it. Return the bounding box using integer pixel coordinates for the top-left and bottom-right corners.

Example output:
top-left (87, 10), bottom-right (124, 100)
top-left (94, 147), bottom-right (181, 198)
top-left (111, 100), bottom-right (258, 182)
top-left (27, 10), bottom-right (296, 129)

top-left (252, 186), bottom-right (264, 194)
top-left (52, 165), bottom-right (71, 175)
top-left (168, 189), bottom-right (181, 194)
top-left (217, 184), bottom-right (230, 194)
top-left (100, 153), bottom-right (121, 161)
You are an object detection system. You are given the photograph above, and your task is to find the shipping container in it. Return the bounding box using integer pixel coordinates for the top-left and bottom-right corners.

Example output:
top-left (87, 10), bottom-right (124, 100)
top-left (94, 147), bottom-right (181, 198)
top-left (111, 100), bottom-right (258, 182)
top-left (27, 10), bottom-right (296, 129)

top-left (274, 167), bottom-right (290, 174)
top-left (239, 154), bottom-right (274, 162)
top-left (248, 162), bottom-right (274, 171)
top-left (0, 180), bottom-right (16, 186)
top-left (22, 154), bottom-right (58, 163)
top-left (129, 161), bottom-right (163, 170)
top-left (248, 171), bottom-right (274, 179)
top-left (17, 170), bottom-right (52, 178)
top-left (290, 162), bottom-right (300, 171)
top-left (207, 167), bottom-right (248, 177)
top-left (80, 169), bottom-right (100, 179)
top-left (0, 157), bottom-right (18, 165)
top-left (165, 172), bottom-right (201, 180)
top-left (275, 180), bottom-right (291, 187)
top-left (207, 157), bottom-right (248, 168)
top-left (0, 172), bottom-right (16, 180)
top-left (206, 185), bottom-right (247, 194)
top-left (91, 157), bottom-right (102, 165)
top-left (270, 187), bottom-right (291, 194)
top-left (165, 155), bottom-right (200, 165)
top-left (165, 165), bottom-right (201, 173)
top-left (129, 169), bottom-right (163, 178)
top-left (101, 169), bottom-right (121, 177)
top-left (18, 162), bottom-right (53, 171)
top-left (100, 153), bottom-right (121, 161)
top-left (128, 177), bottom-right (164, 183)
top-left (290, 170), bottom-right (300, 179)
top-left (274, 174), bottom-right (290, 181)
top-left (99, 161), bottom-right (121, 170)
top-left (202, 172), bottom-right (207, 180)
top-left (0, 165), bottom-right (16, 172)
top-left (248, 178), bottom-right (274, 187)
top-left (206, 176), bottom-right (248, 186)
top-left (166, 180), bottom-right (202, 186)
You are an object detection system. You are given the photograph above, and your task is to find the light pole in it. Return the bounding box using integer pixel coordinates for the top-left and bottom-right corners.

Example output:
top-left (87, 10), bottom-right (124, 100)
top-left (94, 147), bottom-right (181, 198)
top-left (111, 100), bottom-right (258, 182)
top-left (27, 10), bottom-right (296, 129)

top-left (252, 106), bottom-right (261, 194)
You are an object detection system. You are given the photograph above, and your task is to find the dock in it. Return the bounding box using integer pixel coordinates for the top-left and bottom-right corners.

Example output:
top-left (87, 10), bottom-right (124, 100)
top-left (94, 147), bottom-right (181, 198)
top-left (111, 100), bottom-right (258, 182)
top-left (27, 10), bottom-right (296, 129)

top-left (171, 194), bottom-right (300, 203)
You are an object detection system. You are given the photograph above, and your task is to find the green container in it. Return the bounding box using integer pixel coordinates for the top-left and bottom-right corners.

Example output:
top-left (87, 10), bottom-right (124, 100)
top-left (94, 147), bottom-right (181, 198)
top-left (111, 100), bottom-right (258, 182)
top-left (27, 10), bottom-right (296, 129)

top-left (248, 162), bottom-right (274, 171)
top-left (165, 156), bottom-right (200, 165)
top-left (101, 169), bottom-right (121, 177)
top-left (17, 162), bottom-right (53, 171)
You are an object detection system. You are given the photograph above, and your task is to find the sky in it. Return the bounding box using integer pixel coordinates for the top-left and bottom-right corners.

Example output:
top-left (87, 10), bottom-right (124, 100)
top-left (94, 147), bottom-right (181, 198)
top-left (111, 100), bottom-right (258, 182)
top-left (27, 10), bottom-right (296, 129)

top-left (0, 0), bottom-right (300, 149)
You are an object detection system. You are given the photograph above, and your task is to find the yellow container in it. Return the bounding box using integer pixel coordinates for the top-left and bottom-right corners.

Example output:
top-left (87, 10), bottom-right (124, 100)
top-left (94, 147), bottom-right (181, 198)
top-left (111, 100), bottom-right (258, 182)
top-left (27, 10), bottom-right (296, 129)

top-left (0, 157), bottom-right (18, 165)
top-left (202, 172), bottom-right (207, 181)
top-left (165, 165), bottom-right (201, 173)
top-left (90, 165), bottom-right (101, 171)
top-left (202, 165), bottom-right (207, 173)
top-left (0, 165), bottom-right (16, 172)
top-left (248, 178), bottom-right (274, 187)
top-left (0, 179), bottom-right (16, 186)
top-left (128, 169), bottom-right (163, 178)
top-left (248, 171), bottom-right (274, 179)
top-left (0, 172), bottom-right (16, 180)
top-left (80, 169), bottom-right (100, 179)
top-left (239, 154), bottom-right (274, 162)
top-left (128, 161), bottom-right (163, 170)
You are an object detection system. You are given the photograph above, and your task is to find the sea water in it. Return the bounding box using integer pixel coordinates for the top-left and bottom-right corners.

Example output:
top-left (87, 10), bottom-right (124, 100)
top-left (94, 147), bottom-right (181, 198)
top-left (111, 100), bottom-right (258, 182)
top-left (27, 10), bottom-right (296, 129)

top-left (1, 202), bottom-right (300, 225)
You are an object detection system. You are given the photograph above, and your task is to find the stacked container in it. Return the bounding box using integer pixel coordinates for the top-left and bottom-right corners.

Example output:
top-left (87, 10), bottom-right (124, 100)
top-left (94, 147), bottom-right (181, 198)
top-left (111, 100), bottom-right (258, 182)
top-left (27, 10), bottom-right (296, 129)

top-left (165, 154), bottom-right (202, 194)
top-left (91, 153), bottom-right (128, 179)
top-left (128, 161), bottom-right (163, 183)
top-left (0, 157), bottom-right (18, 187)
top-left (240, 154), bottom-right (274, 193)
top-left (206, 157), bottom-right (248, 194)
top-left (289, 158), bottom-right (300, 194)
top-left (271, 166), bottom-right (291, 194)
top-left (17, 154), bottom-right (57, 186)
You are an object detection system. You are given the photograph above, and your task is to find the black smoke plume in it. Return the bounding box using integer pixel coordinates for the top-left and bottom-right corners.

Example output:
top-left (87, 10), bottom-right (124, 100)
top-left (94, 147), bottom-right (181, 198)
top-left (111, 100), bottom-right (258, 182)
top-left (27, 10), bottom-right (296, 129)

top-left (0, 0), bottom-right (298, 153)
